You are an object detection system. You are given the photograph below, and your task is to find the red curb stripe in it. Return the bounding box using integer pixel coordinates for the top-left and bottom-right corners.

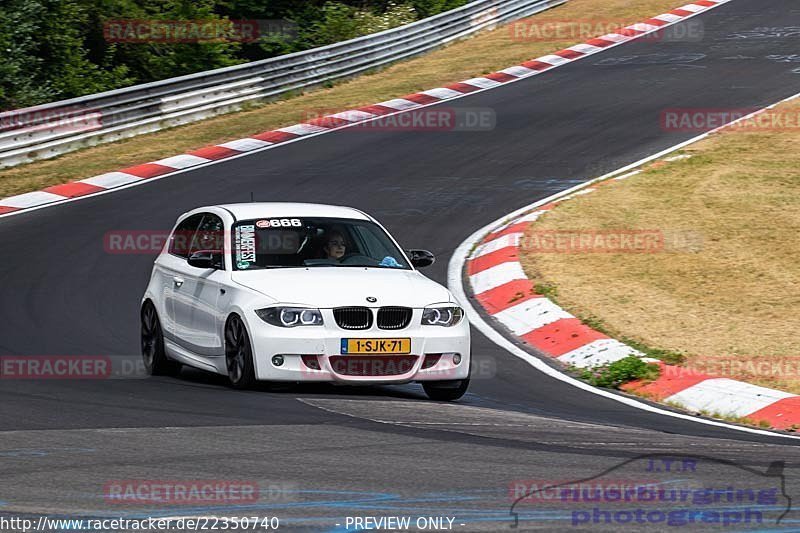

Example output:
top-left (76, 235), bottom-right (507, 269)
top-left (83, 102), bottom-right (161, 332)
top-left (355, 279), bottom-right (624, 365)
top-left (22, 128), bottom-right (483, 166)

top-left (617, 28), bottom-right (643, 37)
top-left (403, 93), bottom-right (441, 105)
top-left (475, 279), bottom-right (541, 314)
top-left (692, 0), bottom-right (716, 6)
top-left (305, 116), bottom-right (352, 128)
top-left (119, 163), bottom-right (174, 179)
top-left (585, 38), bottom-right (616, 47)
top-left (484, 72), bottom-right (517, 83)
top-left (644, 18), bottom-right (669, 26)
top-left (356, 104), bottom-right (398, 116)
top-left (554, 49), bottom-right (584, 60)
top-left (188, 145), bottom-right (240, 161)
top-left (444, 82), bottom-right (482, 94)
top-left (252, 130), bottom-right (299, 143)
top-left (670, 8), bottom-right (693, 16)
top-left (521, 60), bottom-right (553, 71)
top-left (44, 182), bottom-right (105, 198)
top-left (748, 397), bottom-right (800, 430)
top-left (0, 206), bottom-right (21, 215)
top-left (521, 318), bottom-right (609, 357)
top-left (620, 362), bottom-right (713, 400)
top-left (467, 246), bottom-right (519, 276)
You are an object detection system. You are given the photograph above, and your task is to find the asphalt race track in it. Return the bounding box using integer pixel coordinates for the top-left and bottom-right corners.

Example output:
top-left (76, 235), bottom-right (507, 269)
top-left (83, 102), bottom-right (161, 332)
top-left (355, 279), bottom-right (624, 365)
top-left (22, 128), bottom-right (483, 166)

top-left (2, 0), bottom-right (800, 530)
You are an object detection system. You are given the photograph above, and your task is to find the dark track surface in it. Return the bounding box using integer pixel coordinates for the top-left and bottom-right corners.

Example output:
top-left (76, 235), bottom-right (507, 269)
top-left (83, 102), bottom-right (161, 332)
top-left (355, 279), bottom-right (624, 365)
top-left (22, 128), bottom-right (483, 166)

top-left (2, 0), bottom-right (800, 529)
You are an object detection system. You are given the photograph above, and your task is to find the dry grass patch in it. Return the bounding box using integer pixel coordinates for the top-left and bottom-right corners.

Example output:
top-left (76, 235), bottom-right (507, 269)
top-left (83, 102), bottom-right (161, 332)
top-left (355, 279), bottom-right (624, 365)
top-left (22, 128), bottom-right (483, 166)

top-left (520, 97), bottom-right (800, 393)
top-left (0, 0), bottom-right (682, 198)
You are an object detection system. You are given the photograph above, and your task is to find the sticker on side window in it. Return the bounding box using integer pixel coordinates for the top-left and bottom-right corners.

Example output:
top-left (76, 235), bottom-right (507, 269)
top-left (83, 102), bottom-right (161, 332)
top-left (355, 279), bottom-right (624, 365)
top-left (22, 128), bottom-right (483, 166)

top-left (256, 218), bottom-right (303, 228)
top-left (234, 224), bottom-right (256, 269)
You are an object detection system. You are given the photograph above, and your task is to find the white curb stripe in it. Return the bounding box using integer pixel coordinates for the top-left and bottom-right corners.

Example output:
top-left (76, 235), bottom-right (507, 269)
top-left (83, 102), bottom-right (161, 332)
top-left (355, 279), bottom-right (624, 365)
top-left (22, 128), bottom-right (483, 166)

top-left (329, 110), bottom-right (378, 122)
top-left (421, 88), bottom-right (463, 100)
top-left (493, 298), bottom-right (573, 335)
top-left (460, 77), bottom-right (502, 89)
top-left (471, 232), bottom-right (522, 259)
top-left (0, 191), bottom-right (66, 208)
top-left (500, 66), bottom-right (535, 77)
top-left (80, 172), bottom-right (142, 189)
top-left (377, 98), bottom-right (420, 111)
top-left (627, 23), bottom-right (661, 32)
top-left (152, 154), bottom-right (211, 169)
top-left (536, 54), bottom-right (572, 66)
top-left (652, 13), bottom-right (682, 23)
top-left (557, 339), bottom-right (644, 368)
top-left (596, 33), bottom-right (630, 43)
top-left (665, 379), bottom-right (796, 418)
top-left (277, 123), bottom-right (330, 136)
top-left (469, 261), bottom-right (526, 294)
top-left (680, 4), bottom-right (706, 13)
top-left (218, 138), bottom-right (272, 151)
top-left (567, 43), bottom-right (603, 55)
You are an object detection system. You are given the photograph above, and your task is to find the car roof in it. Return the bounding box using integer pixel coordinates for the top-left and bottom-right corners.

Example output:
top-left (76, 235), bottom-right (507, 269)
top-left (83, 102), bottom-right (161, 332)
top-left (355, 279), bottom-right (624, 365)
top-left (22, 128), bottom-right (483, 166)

top-left (205, 202), bottom-right (372, 221)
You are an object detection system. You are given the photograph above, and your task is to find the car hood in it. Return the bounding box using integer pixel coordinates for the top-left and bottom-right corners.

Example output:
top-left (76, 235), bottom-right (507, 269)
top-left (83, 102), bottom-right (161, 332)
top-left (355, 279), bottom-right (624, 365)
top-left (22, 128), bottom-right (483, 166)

top-left (231, 267), bottom-right (453, 308)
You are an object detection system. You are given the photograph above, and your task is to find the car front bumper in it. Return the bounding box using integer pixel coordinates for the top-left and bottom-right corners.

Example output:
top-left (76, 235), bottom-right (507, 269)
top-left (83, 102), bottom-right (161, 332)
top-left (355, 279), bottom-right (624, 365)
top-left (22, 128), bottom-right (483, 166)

top-left (247, 308), bottom-right (470, 383)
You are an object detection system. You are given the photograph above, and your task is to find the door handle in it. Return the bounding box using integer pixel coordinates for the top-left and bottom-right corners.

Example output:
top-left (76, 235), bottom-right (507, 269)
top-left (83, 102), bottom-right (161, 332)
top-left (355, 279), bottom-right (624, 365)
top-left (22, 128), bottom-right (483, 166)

top-left (173, 277), bottom-right (184, 288)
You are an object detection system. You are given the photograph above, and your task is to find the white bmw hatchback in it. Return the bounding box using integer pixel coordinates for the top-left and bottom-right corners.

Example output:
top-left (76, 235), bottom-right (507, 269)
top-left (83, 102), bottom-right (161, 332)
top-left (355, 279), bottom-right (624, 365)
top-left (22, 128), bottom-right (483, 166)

top-left (141, 203), bottom-right (471, 400)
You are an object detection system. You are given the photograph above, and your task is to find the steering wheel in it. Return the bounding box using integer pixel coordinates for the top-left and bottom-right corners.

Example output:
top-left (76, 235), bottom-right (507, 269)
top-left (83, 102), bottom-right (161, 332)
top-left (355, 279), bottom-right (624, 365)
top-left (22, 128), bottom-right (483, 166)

top-left (340, 253), bottom-right (378, 266)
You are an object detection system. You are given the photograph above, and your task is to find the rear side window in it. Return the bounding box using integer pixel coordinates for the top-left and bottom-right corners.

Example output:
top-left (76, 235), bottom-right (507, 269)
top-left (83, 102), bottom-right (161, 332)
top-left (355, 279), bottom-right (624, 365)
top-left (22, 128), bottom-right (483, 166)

top-left (169, 214), bottom-right (203, 258)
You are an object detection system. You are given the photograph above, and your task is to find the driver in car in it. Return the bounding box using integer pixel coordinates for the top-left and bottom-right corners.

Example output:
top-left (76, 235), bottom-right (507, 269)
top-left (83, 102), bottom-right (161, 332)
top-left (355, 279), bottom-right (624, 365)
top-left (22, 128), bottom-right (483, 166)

top-left (322, 232), bottom-right (347, 261)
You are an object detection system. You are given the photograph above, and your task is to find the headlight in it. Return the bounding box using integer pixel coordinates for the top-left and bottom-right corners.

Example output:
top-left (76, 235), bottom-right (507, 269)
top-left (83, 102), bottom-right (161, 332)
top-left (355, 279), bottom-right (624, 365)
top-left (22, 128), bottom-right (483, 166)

top-left (255, 307), bottom-right (324, 327)
top-left (421, 306), bottom-right (464, 327)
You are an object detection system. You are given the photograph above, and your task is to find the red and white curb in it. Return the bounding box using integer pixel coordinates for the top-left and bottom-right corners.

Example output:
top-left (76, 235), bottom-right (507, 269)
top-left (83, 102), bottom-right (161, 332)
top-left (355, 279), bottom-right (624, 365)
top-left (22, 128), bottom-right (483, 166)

top-left (463, 171), bottom-right (800, 433)
top-left (0, 0), bottom-right (732, 218)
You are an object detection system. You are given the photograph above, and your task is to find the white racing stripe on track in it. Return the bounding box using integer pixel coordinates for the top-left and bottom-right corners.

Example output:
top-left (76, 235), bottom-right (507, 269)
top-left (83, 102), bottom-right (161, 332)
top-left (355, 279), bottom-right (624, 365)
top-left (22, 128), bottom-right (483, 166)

top-left (665, 379), bottom-right (795, 418)
top-left (468, 261), bottom-right (526, 294)
top-left (493, 298), bottom-right (572, 336)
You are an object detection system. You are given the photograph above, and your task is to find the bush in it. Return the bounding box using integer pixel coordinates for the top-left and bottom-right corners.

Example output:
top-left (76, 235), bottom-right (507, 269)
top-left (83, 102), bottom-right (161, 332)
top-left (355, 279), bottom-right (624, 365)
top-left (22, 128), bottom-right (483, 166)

top-left (578, 356), bottom-right (660, 389)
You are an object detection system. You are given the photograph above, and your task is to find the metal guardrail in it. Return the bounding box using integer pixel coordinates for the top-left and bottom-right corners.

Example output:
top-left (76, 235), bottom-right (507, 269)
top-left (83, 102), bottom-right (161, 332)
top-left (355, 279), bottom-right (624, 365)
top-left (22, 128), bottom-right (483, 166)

top-left (0, 0), bottom-right (565, 168)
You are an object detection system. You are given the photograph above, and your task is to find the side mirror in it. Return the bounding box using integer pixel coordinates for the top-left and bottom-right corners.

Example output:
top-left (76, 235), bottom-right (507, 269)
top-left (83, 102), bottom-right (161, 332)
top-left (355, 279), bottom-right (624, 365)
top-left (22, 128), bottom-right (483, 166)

top-left (188, 250), bottom-right (223, 270)
top-left (406, 249), bottom-right (435, 268)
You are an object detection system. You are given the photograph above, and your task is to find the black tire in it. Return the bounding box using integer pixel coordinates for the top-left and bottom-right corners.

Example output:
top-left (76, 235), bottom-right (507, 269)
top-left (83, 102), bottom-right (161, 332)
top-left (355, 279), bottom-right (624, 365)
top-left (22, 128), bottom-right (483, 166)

top-left (422, 378), bottom-right (470, 401)
top-left (225, 315), bottom-right (257, 389)
top-left (141, 301), bottom-right (181, 376)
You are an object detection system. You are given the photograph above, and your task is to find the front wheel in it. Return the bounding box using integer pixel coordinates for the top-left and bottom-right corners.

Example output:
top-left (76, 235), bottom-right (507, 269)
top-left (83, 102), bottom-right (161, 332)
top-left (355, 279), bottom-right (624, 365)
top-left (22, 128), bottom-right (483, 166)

top-left (225, 315), bottom-right (257, 389)
top-left (141, 302), bottom-right (181, 376)
top-left (422, 378), bottom-right (470, 401)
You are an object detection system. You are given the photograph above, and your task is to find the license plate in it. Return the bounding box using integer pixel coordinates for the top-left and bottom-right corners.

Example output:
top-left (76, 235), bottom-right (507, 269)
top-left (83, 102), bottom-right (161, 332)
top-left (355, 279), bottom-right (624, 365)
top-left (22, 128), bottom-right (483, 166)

top-left (341, 338), bottom-right (411, 354)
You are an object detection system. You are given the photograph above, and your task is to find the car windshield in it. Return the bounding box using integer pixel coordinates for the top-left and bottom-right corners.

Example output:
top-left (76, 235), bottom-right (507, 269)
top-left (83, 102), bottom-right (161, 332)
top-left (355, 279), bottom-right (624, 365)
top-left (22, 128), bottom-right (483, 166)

top-left (231, 217), bottom-right (411, 271)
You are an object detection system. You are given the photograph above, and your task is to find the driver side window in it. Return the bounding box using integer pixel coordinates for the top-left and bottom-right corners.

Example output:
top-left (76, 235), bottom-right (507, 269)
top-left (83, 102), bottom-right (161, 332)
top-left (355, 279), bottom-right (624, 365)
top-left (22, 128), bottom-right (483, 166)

top-left (169, 214), bottom-right (203, 259)
top-left (190, 214), bottom-right (224, 256)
